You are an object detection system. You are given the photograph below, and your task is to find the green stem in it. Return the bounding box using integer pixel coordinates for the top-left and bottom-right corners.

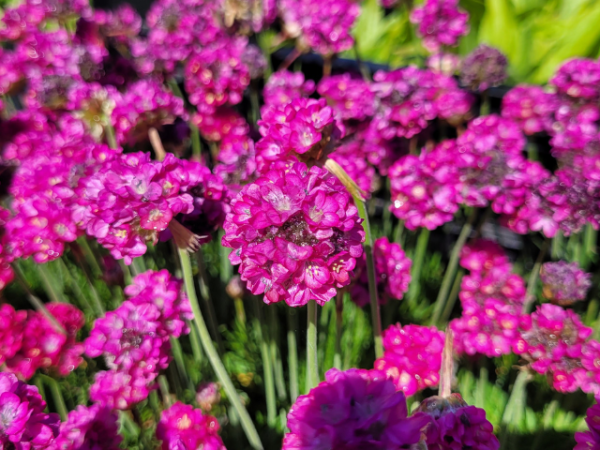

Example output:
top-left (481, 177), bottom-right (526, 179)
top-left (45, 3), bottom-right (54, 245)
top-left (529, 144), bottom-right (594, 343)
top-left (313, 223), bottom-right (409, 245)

top-left (58, 258), bottom-right (94, 317)
top-left (523, 239), bottom-right (550, 314)
top-left (333, 292), bottom-right (343, 370)
top-left (234, 298), bottom-right (246, 328)
top-left (440, 268), bottom-right (464, 325)
top-left (37, 263), bottom-right (67, 304)
top-left (431, 211), bottom-right (477, 326)
top-left (269, 307), bottom-right (287, 402)
top-left (255, 300), bottom-right (276, 427)
top-left (178, 248), bottom-right (263, 449)
top-left (42, 375), bottom-right (67, 420)
top-left (119, 411), bottom-right (140, 438)
top-left (33, 376), bottom-right (47, 407)
top-left (190, 123), bottom-right (202, 160)
top-left (76, 237), bottom-right (102, 278)
top-left (188, 319), bottom-right (204, 363)
top-left (287, 308), bottom-right (299, 402)
top-left (306, 300), bottom-right (319, 392)
top-left (355, 199), bottom-right (383, 358)
top-left (582, 224), bottom-right (597, 269)
top-left (476, 365), bottom-right (488, 409)
top-left (196, 251), bottom-right (224, 354)
top-left (551, 231), bottom-right (564, 260)
top-left (170, 336), bottom-right (193, 392)
top-left (119, 260), bottom-right (132, 285)
top-left (393, 220), bottom-right (404, 246)
top-left (407, 228), bottom-right (430, 304)
top-left (500, 370), bottom-right (530, 442)
top-left (130, 257), bottom-right (146, 276)
top-left (158, 375), bottom-right (173, 408)
top-left (105, 123), bottom-right (118, 149)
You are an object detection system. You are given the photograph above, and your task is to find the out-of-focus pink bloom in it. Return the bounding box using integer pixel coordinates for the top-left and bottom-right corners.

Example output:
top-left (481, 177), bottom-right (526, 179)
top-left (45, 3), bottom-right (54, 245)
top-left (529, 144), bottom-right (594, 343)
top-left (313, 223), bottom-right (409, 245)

top-left (351, 237), bottom-right (412, 306)
top-left (501, 85), bottom-right (557, 135)
top-left (0, 208), bottom-right (14, 290)
top-left (283, 368), bottom-right (430, 449)
top-left (317, 74), bottom-right (375, 121)
top-left (221, 0), bottom-right (276, 32)
top-left (93, 4), bottom-right (142, 41)
top-left (427, 53), bottom-right (462, 76)
top-left (262, 71), bottom-right (315, 108)
top-left (111, 80), bottom-right (187, 145)
top-left (51, 404), bottom-right (121, 450)
top-left (550, 58), bottom-right (600, 101)
top-left (375, 324), bottom-right (444, 396)
top-left (459, 240), bottom-right (509, 273)
top-left (460, 44), bottom-right (508, 91)
top-left (410, 0), bottom-right (469, 52)
top-left (575, 403), bottom-right (600, 450)
top-left (196, 382), bottom-right (221, 412)
top-left (0, 305), bottom-right (27, 366)
top-left (329, 151), bottom-right (375, 197)
top-left (0, 372), bottom-right (60, 449)
top-left (157, 402), bottom-right (226, 450)
top-left (185, 37), bottom-right (250, 114)
top-left (540, 261), bottom-right (591, 306)
top-left (222, 162), bottom-right (364, 306)
top-left (89, 370), bottom-right (152, 410)
top-left (417, 394), bottom-right (499, 450)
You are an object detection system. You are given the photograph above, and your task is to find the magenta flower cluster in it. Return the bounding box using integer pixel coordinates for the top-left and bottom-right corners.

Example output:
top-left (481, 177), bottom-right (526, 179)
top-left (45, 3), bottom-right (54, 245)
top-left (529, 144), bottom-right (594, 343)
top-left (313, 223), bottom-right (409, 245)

top-left (283, 368), bottom-right (430, 449)
top-left (85, 270), bottom-right (192, 409)
top-left (0, 372), bottom-right (60, 450)
top-left (540, 261), bottom-right (591, 305)
top-left (0, 303), bottom-right (84, 380)
top-left (222, 162), bottom-right (364, 306)
top-left (51, 404), bottom-right (121, 450)
top-left (410, 0), bottom-right (469, 52)
top-left (575, 403), bottom-right (600, 450)
top-left (374, 323), bottom-right (444, 395)
top-left (351, 237), bottom-right (412, 307)
top-left (156, 402), bottom-right (226, 450)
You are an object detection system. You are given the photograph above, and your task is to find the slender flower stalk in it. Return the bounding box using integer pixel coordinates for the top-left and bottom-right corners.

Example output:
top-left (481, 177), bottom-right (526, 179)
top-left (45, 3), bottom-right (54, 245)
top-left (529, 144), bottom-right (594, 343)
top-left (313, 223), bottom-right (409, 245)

top-left (287, 308), bottom-right (299, 402)
top-left (431, 210), bottom-right (477, 326)
top-left (37, 263), bottom-right (68, 304)
top-left (306, 300), bottom-right (319, 392)
top-left (177, 248), bottom-right (264, 450)
top-left (268, 307), bottom-right (287, 402)
top-left (41, 374), bottom-right (68, 420)
top-left (333, 291), bottom-right (343, 369)
top-left (254, 299), bottom-right (277, 427)
top-left (407, 228), bottom-right (430, 304)
top-left (523, 238), bottom-right (550, 313)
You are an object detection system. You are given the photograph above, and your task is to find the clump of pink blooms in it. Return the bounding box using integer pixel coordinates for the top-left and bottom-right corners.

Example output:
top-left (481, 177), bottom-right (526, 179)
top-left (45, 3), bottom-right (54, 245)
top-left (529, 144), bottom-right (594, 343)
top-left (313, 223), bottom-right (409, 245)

top-left (410, 0), bottom-right (469, 52)
top-left (85, 270), bottom-right (192, 409)
top-left (157, 402), bottom-right (226, 450)
top-left (451, 240), bottom-right (527, 357)
top-left (52, 404), bottom-right (121, 450)
top-left (374, 323), bottom-right (444, 395)
top-left (460, 44), bottom-right (508, 91)
top-left (111, 80), bottom-right (187, 145)
top-left (501, 85), bottom-right (557, 135)
top-left (351, 237), bottom-right (412, 306)
top-left (417, 393), bottom-right (500, 450)
top-left (2, 303), bottom-right (85, 380)
top-left (0, 208), bottom-right (14, 290)
top-left (222, 162), bottom-right (364, 306)
top-left (0, 372), bottom-right (60, 449)
top-left (283, 368), bottom-right (430, 449)
top-left (317, 74), bottom-right (375, 121)
top-left (515, 303), bottom-right (592, 393)
top-left (540, 261), bottom-right (591, 305)
top-left (262, 70), bottom-right (315, 108)
top-left (256, 98), bottom-right (344, 171)
top-left (575, 403), bottom-right (600, 450)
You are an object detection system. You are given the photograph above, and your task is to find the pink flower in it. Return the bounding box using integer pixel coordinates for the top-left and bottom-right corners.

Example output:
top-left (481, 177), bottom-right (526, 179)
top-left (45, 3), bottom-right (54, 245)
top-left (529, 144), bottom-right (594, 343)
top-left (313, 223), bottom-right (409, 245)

top-left (410, 0), bottom-right (469, 52)
top-left (89, 370), bottom-right (152, 411)
top-left (575, 403), bottom-right (600, 450)
top-left (459, 240), bottom-right (509, 273)
top-left (375, 324), bottom-right (444, 396)
top-left (540, 261), bottom-right (591, 306)
top-left (501, 85), bottom-right (557, 135)
top-left (0, 305), bottom-right (26, 366)
top-left (222, 162), bottom-right (364, 306)
top-left (417, 394), bottom-right (499, 450)
top-left (262, 71), bottom-right (315, 108)
top-left (0, 372), bottom-right (60, 449)
top-left (156, 402), bottom-right (226, 450)
top-left (550, 58), bottom-right (600, 101)
top-left (51, 404), bottom-right (121, 450)
top-left (351, 237), bottom-right (412, 306)
top-left (283, 368), bottom-right (430, 449)
top-left (460, 44), bottom-right (507, 91)
top-left (317, 74), bottom-right (375, 121)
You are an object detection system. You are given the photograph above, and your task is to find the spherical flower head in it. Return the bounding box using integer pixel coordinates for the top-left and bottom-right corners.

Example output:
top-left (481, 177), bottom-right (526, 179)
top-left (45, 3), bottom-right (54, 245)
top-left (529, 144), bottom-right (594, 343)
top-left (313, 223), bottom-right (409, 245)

top-left (550, 58), bottom-right (600, 100)
top-left (351, 237), bottom-right (412, 306)
top-left (459, 240), bottom-right (510, 273)
top-left (375, 324), bottom-right (444, 396)
top-left (193, 108), bottom-right (249, 143)
top-left (417, 393), bottom-right (499, 450)
top-left (317, 74), bottom-right (375, 121)
top-left (517, 304), bottom-right (592, 375)
top-left (185, 36), bottom-right (250, 114)
top-left (428, 53), bottom-right (462, 76)
top-left (94, 4), bottom-right (142, 41)
top-left (540, 261), bottom-right (591, 306)
top-left (156, 402), bottom-right (225, 450)
top-left (297, 0), bottom-right (360, 55)
top-left (389, 148), bottom-right (462, 230)
top-left (0, 372), bottom-right (60, 449)
top-left (460, 44), bottom-right (508, 91)
top-left (410, 0), bottom-right (469, 52)
top-left (124, 269), bottom-right (193, 338)
top-left (196, 382), bottom-right (221, 412)
top-left (221, 0), bottom-right (277, 33)
top-left (501, 85), bottom-right (557, 135)
top-left (241, 44), bottom-right (268, 79)
top-left (89, 369), bottom-right (153, 410)
top-left (111, 80), bottom-right (187, 145)
top-left (451, 298), bottom-right (525, 357)
top-left (256, 98), bottom-right (344, 172)
top-left (222, 162), bottom-right (364, 306)
top-left (575, 403), bottom-right (600, 450)
top-left (263, 71), bottom-right (315, 108)
top-left (52, 404), bottom-right (121, 450)
top-left (283, 368), bottom-right (430, 449)
top-left (0, 305), bottom-right (26, 365)
top-left (45, 303), bottom-right (85, 377)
